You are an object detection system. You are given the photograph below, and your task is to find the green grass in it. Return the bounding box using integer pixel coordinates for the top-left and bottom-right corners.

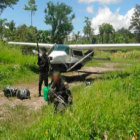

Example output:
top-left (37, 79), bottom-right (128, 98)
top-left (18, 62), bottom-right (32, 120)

top-left (0, 42), bottom-right (38, 88)
top-left (0, 63), bottom-right (140, 139)
top-left (86, 49), bottom-right (140, 68)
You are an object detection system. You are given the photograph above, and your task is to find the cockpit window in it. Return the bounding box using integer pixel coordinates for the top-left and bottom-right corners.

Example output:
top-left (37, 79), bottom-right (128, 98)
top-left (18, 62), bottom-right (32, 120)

top-left (54, 45), bottom-right (70, 54)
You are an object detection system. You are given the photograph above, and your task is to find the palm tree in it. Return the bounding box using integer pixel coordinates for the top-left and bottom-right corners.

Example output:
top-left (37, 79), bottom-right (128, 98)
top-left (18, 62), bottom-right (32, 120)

top-left (99, 25), bottom-right (104, 43)
top-left (75, 31), bottom-right (80, 43)
top-left (24, 0), bottom-right (37, 26)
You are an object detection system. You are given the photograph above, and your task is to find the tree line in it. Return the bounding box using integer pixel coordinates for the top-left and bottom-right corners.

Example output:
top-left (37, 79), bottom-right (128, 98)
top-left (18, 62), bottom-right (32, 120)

top-left (0, 0), bottom-right (140, 44)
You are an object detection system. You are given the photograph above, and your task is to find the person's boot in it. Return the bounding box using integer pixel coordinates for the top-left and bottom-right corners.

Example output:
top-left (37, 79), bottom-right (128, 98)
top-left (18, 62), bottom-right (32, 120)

top-left (38, 92), bottom-right (41, 97)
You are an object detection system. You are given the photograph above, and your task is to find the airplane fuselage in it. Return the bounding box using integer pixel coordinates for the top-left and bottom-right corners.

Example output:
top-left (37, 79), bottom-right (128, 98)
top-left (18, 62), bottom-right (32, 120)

top-left (48, 45), bottom-right (93, 72)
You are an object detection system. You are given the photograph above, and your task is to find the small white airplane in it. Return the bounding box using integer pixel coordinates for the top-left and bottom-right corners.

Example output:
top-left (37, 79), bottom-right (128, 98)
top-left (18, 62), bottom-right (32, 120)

top-left (8, 42), bottom-right (140, 72)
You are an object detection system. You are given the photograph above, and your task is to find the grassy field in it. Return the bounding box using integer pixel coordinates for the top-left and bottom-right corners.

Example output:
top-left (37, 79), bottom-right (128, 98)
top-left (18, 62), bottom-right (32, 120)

top-left (0, 63), bottom-right (140, 140)
top-left (86, 49), bottom-right (140, 67)
top-left (0, 43), bottom-right (140, 139)
top-left (0, 41), bottom-right (38, 88)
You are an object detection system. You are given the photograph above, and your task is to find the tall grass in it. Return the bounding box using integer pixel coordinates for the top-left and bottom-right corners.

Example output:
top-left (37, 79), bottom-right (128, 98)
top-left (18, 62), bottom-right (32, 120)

top-left (0, 63), bottom-right (140, 140)
top-left (86, 49), bottom-right (140, 67)
top-left (0, 41), bottom-right (38, 88)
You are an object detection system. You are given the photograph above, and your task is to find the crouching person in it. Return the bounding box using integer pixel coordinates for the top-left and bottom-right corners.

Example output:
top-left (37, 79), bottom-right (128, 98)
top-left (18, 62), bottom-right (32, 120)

top-left (48, 72), bottom-right (72, 113)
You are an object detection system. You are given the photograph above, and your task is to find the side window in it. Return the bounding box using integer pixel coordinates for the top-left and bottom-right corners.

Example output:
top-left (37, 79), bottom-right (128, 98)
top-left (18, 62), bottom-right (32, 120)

top-left (72, 50), bottom-right (83, 57)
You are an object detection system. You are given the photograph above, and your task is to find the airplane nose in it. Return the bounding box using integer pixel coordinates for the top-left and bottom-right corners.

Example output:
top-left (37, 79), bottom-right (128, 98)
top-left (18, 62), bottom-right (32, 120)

top-left (49, 51), bottom-right (67, 63)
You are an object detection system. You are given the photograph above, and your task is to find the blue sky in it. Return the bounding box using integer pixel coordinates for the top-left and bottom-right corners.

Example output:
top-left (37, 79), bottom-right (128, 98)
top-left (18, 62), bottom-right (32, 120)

top-left (1, 0), bottom-right (139, 33)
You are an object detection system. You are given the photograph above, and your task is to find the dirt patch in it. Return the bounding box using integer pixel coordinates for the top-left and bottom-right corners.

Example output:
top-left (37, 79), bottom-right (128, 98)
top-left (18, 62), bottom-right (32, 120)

top-left (0, 64), bottom-right (121, 119)
top-left (83, 66), bottom-right (117, 73)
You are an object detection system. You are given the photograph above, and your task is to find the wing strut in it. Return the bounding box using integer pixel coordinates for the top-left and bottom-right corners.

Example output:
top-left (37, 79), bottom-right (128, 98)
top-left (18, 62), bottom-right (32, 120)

top-left (67, 51), bottom-right (94, 72)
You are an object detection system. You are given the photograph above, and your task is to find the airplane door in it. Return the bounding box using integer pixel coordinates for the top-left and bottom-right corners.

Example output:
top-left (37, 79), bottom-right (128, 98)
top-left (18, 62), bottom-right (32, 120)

top-left (70, 49), bottom-right (77, 64)
top-left (68, 49), bottom-right (72, 63)
top-left (65, 48), bottom-right (72, 64)
top-left (71, 50), bottom-right (83, 63)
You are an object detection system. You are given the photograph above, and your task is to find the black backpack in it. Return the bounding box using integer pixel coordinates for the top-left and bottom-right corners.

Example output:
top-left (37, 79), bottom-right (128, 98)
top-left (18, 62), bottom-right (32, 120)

top-left (3, 87), bottom-right (17, 97)
top-left (16, 89), bottom-right (30, 100)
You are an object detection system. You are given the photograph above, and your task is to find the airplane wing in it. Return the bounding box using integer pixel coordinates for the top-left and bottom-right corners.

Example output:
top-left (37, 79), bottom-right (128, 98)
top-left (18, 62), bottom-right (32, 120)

top-left (8, 42), bottom-right (54, 48)
top-left (8, 42), bottom-right (140, 50)
top-left (69, 43), bottom-right (140, 50)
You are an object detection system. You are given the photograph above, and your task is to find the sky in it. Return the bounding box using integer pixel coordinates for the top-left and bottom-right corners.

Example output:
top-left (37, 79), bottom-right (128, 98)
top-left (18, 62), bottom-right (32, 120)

top-left (1, 0), bottom-right (140, 34)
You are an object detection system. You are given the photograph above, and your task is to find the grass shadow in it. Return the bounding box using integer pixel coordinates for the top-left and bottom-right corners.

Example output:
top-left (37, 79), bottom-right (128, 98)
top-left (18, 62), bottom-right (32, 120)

top-left (62, 71), bottom-right (103, 83)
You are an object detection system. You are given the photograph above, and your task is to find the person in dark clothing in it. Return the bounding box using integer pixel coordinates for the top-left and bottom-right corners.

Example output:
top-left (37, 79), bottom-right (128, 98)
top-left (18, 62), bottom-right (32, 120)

top-left (38, 48), bottom-right (49, 97)
top-left (48, 72), bottom-right (72, 113)
top-left (92, 37), bottom-right (96, 44)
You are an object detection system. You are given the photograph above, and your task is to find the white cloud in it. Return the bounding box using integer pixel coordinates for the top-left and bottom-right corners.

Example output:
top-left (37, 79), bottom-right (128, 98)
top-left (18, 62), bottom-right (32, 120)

top-left (79, 0), bottom-right (121, 4)
top-left (91, 7), bottom-right (135, 34)
top-left (86, 6), bottom-right (94, 14)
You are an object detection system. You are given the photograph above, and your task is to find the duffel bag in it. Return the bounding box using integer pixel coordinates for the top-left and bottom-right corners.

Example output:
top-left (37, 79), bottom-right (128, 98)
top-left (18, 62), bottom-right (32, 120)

top-left (16, 89), bottom-right (30, 100)
top-left (3, 87), bottom-right (17, 97)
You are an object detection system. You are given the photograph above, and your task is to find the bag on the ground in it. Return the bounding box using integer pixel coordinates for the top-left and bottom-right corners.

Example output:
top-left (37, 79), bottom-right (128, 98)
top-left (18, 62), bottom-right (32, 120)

top-left (16, 89), bottom-right (30, 100)
top-left (43, 86), bottom-right (51, 101)
top-left (3, 87), bottom-right (17, 97)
